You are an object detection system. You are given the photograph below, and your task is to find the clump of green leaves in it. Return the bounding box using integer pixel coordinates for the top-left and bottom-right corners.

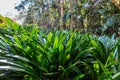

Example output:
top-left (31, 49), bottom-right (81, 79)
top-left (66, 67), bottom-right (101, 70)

top-left (0, 15), bottom-right (120, 80)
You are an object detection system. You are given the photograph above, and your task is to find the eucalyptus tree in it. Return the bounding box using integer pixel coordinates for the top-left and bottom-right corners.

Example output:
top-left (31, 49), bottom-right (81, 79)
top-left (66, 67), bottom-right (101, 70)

top-left (15, 0), bottom-right (60, 28)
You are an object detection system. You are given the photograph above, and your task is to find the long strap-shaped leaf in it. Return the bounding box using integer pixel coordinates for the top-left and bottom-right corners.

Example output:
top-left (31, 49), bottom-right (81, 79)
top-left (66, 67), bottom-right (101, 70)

top-left (0, 54), bottom-right (42, 78)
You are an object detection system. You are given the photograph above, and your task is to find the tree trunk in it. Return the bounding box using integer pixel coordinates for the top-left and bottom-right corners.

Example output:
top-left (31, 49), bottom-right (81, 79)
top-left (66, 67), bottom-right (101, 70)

top-left (60, 0), bottom-right (64, 29)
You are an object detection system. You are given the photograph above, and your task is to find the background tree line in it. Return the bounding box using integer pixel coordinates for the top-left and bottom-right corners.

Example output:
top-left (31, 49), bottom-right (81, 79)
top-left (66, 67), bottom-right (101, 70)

top-left (15, 0), bottom-right (120, 35)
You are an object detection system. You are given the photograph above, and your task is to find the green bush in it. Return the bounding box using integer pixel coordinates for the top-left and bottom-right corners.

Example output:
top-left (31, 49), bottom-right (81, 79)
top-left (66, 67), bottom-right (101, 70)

top-left (0, 15), bottom-right (120, 80)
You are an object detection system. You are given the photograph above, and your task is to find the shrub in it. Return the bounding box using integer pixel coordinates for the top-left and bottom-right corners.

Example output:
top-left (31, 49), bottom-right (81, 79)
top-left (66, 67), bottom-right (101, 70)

top-left (0, 15), bottom-right (120, 80)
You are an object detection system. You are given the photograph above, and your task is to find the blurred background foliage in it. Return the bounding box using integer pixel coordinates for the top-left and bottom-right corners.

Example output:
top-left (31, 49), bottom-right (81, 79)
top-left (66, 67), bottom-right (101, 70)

top-left (15, 0), bottom-right (120, 35)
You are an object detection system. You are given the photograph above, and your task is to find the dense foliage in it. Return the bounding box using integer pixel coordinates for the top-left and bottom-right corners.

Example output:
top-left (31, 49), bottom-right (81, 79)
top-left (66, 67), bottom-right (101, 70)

top-left (0, 0), bottom-right (120, 79)
top-left (15, 0), bottom-right (120, 35)
top-left (0, 15), bottom-right (120, 80)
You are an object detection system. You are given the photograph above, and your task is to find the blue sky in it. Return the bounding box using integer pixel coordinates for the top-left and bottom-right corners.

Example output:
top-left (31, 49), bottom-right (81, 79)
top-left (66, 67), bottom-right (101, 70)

top-left (0, 0), bottom-right (21, 18)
